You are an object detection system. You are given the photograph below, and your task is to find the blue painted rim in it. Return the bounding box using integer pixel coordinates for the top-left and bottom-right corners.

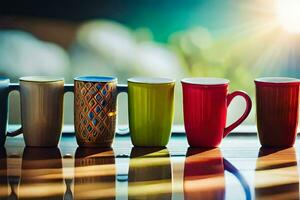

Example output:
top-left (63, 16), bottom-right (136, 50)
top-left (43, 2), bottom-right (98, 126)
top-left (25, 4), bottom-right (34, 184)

top-left (74, 76), bottom-right (117, 83)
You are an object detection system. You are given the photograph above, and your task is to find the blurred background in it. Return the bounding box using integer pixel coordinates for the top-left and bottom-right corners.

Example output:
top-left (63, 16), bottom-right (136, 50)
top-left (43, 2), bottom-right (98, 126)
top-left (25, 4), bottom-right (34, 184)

top-left (1, 0), bottom-right (300, 126)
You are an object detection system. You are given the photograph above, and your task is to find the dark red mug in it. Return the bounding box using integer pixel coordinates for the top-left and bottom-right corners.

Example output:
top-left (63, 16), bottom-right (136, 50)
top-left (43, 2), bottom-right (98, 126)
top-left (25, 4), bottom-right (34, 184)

top-left (182, 78), bottom-right (252, 147)
top-left (255, 77), bottom-right (300, 147)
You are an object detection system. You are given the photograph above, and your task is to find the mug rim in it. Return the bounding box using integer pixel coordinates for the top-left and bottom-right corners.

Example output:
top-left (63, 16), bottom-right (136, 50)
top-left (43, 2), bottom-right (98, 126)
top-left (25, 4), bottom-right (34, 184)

top-left (128, 77), bottom-right (175, 84)
top-left (74, 76), bottom-right (117, 83)
top-left (20, 76), bottom-right (64, 83)
top-left (255, 77), bottom-right (300, 85)
top-left (181, 77), bottom-right (230, 86)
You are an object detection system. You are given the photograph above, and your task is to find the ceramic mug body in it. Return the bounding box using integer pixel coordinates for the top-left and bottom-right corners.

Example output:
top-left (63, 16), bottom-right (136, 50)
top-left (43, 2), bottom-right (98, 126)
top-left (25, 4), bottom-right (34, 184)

top-left (182, 78), bottom-right (252, 147)
top-left (128, 77), bottom-right (175, 147)
top-left (19, 76), bottom-right (65, 147)
top-left (255, 77), bottom-right (300, 147)
top-left (74, 76), bottom-right (120, 147)
top-left (0, 78), bottom-right (10, 146)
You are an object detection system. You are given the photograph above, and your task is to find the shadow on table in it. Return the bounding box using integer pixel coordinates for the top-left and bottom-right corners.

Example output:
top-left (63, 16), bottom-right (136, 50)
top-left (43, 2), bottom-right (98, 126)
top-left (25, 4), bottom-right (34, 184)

top-left (74, 147), bottom-right (116, 200)
top-left (184, 147), bottom-right (251, 200)
top-left (0, 148), bottom-right (10, 199)
top-left (128, 147), bottom-right (172, 200)
top-left (255, 147), bottom-right (299, 200)
top-left (18, 147), bottom-right (65, 199)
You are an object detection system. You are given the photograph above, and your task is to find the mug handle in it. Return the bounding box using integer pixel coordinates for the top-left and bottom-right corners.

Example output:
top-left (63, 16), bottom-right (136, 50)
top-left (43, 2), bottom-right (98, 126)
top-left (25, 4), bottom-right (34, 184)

top-left (6, 83), bottom-right (22, 137)
top-left (223, 91), bottom-right (252, 138)
top-left (116, 84), bottom-right (129, 135)
top-left (224, 158), bottom-right (251, 200)
top-left (7, 83), bottom-right (74, 137)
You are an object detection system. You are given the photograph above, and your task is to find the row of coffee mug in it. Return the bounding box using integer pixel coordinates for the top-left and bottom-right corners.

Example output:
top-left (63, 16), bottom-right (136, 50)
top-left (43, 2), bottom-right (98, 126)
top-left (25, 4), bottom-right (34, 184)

top-left (0, 76), bottom-right (299, 147)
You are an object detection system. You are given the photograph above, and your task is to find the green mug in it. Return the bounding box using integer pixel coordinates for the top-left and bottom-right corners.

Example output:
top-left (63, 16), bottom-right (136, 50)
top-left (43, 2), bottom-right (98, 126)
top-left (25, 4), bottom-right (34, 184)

top-left (128, 77), bottom-right (175, 147)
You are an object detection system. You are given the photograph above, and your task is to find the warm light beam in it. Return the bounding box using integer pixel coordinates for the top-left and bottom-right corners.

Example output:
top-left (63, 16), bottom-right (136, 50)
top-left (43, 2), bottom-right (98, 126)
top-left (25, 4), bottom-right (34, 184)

top-left (276, 0), bottom-right (300, 34)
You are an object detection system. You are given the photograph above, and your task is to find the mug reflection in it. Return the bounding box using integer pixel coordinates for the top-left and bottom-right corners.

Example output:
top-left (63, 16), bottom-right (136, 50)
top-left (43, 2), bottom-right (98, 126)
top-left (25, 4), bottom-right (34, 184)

top-left (74, 147), bottom-right (116, 200)
top-left (255, 147), bottom-right (299, 200)
top-left (128, 147), bottom-right (172, 200)
top-left (184, 148), bottom-right (225, 200)
top-left (18, 147), bottom-right (65, 199)
top-left (184, 148), bottom-right (251, 200)
top-left (0, 148), bottom-right (10, 198)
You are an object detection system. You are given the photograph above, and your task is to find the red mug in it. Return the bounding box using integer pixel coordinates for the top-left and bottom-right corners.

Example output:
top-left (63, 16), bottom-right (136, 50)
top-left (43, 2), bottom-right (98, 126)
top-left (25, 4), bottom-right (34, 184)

top-left (182, 78), bottom-right (252, 147)
top-left (255, 77), bottom-right (300, 147)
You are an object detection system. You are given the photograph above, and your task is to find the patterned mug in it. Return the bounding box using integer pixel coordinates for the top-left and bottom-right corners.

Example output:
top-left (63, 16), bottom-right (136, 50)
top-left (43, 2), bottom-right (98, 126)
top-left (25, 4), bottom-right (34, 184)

top-left (74, 76), bottom-right (127, 147)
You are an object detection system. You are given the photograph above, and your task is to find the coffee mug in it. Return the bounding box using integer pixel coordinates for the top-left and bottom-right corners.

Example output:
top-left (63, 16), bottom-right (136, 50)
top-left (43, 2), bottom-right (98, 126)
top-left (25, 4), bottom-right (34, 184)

top-left (9, 76), bottom-right (73, 147)
top-left (182, 78), bottom-right (252, 147)
top-left (128, 77), bottom-right (175, 147)
top-left (255, 77), bottom-right (300, 147)
top-left (74, 76), bottom-right (127, 147)
top-left (0, 77), bottom-right (19, 146)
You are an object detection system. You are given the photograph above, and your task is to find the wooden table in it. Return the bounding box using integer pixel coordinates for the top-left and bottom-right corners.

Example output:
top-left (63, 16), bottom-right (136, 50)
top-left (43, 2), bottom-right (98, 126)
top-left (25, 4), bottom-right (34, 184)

top-left (0, 133), bottom-right (299, 200)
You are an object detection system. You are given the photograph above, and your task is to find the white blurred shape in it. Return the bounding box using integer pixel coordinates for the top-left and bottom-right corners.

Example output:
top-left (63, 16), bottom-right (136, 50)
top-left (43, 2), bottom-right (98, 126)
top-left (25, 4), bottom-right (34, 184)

top-left (77, 21), bottom-right (136, 69)
top-left (73, 20), bottom-right (184, 79)
top-left (134, 42), bottom-right (182, 77)
top-left (0, 31), bottom-right (69, 77)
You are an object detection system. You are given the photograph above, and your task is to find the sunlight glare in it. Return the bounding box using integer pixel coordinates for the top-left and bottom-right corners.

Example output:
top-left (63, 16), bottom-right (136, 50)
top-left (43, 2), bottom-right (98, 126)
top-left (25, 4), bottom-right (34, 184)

top-left (276, 0), bottom-right (300, 34)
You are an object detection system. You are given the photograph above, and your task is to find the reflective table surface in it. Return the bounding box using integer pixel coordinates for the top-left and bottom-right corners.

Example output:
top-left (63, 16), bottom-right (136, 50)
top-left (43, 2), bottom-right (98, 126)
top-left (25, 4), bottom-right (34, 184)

top-left (1, 133), bottom-right (299, 199)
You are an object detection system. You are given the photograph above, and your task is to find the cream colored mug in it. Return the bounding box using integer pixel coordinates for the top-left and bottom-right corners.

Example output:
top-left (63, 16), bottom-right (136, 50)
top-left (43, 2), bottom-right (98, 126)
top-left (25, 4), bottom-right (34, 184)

top-left (9, 76), bottom-right (73, 147)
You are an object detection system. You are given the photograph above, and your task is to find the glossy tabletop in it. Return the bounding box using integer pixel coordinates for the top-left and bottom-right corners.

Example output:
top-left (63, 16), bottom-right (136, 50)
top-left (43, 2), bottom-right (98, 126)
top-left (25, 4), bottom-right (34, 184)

top-left (1, 133), bottom-right (299, 200)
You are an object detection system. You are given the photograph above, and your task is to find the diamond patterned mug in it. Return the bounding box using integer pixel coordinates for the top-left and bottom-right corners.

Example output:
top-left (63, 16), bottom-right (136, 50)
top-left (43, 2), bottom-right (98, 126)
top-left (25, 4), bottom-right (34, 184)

top-left (74, 76), bottom-right (127, 147)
